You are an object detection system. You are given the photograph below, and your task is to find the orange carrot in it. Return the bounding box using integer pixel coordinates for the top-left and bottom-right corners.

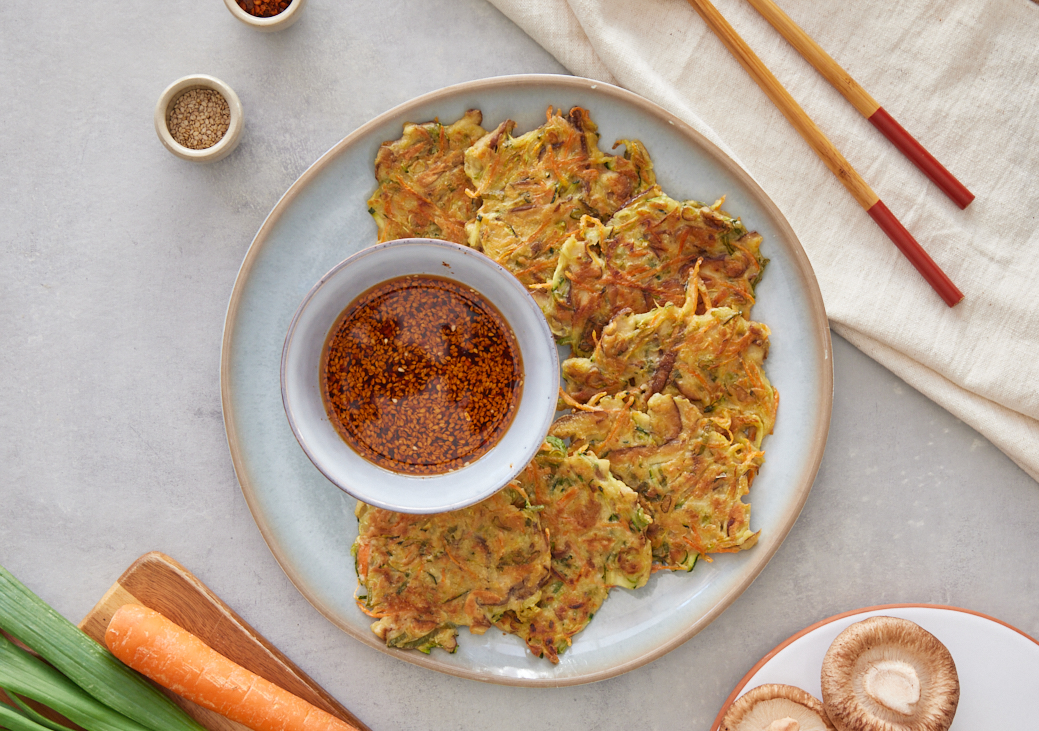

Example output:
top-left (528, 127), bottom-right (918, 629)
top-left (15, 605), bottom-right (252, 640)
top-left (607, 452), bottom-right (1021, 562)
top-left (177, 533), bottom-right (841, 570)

top-left (104, 605), bottom-right (358, 731)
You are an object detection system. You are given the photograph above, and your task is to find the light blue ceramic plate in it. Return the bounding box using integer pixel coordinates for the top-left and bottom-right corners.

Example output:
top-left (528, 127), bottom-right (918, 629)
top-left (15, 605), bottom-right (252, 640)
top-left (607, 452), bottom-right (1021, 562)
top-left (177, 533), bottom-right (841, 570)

top-left (221, 75), bottom-right (833, 686)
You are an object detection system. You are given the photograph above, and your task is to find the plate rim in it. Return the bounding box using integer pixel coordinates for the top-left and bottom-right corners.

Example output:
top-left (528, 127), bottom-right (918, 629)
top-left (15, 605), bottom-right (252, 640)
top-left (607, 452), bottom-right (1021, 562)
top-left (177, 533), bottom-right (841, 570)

top-left (220, 73), bottom-right (834, 686)
top-left (708, 603), bottom-right (1039, 730)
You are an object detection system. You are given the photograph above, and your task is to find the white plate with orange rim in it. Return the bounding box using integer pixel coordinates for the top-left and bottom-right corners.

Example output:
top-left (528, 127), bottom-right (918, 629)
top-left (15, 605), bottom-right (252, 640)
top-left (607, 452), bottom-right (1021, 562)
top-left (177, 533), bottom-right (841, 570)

top-left (711, 604), bottom-right (1039, 730)
top-left (220, 74), bottom-right (833, 686)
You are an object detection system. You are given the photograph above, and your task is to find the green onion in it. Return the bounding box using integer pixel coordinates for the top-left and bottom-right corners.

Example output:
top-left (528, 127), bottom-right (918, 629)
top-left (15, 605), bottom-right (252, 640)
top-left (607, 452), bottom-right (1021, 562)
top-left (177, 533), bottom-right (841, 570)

top-left (0, 698), bottom-right (57, 731)
top-left (0, 633), bottom-right (152, 731)
top-left (0, 565), bottom-right (206, 731)
top-left (3, 687), bottom-right (75, 731)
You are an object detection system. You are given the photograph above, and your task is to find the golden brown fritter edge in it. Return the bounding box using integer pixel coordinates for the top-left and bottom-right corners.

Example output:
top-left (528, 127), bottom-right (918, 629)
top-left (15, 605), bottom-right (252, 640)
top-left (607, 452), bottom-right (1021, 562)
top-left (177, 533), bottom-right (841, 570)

top-left (464, 106), bottom-right (656, 293)
top-left (555, 271), bottom-right (777, 568)
top-left (541, 187), bottom-right (766, 356)
top-left (353, 484), bottom-right (550, 654)
top-left (367, 109), bottom-right (487, 245)
top-left (495, 439), bottom-right (652, 662)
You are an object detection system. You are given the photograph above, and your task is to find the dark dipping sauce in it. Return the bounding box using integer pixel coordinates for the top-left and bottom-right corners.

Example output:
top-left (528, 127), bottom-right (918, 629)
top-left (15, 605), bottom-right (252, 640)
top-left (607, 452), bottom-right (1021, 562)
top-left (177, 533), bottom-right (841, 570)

top-left (320, 275), bottom-right (523, 475)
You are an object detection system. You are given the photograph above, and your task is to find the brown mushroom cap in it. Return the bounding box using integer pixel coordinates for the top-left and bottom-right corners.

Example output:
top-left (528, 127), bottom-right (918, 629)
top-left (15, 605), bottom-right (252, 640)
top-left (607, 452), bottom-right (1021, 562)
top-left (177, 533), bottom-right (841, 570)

top-left (722, 684), bottom-right (837, 731)
top-left (820, 616), bottom-right (959, 731)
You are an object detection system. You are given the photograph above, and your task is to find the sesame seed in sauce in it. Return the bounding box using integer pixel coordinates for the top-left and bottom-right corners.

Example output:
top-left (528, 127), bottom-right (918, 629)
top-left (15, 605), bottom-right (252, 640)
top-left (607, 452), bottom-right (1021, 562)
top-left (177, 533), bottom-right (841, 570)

top-left (320, 275), bottom-right (522, 475)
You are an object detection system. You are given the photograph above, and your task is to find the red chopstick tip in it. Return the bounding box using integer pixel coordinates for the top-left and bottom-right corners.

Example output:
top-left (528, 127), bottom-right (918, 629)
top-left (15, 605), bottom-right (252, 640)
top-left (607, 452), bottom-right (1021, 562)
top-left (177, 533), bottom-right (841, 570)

top-left (866, 200), bottom-right (964, 307)
top-left (868, 107), bottom-right (974, 209)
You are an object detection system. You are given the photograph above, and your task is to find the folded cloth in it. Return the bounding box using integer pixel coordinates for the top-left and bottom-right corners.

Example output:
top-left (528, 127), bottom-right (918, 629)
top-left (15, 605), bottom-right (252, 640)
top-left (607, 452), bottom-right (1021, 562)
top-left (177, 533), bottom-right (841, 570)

top-left (485, 0), bottom-right (1039, 483)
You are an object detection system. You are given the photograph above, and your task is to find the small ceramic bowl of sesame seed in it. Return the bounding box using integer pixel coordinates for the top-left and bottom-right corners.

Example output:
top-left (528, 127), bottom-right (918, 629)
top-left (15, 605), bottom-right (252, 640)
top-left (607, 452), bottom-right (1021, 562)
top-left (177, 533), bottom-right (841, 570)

top-left (281, 239), bottom-right (560, 514)
top-left (223, 0), bottom-right (307, 32)
top-left (154, 75), bottom-right (243, 163)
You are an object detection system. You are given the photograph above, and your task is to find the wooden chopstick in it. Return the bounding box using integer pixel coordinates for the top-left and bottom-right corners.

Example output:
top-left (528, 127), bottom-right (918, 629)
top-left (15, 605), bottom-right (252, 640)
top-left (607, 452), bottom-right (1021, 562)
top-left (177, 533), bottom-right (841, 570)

top-left (742, 0), bottom-right (974, 209)
top-left (684, 0), bottom-right (964, 307)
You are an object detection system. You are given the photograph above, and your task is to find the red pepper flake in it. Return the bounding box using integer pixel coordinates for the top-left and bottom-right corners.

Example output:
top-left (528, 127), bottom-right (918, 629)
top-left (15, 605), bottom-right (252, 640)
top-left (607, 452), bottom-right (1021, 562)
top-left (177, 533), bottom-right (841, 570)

top-left (236, 0), bottom-right (292, 18)
top-left (321, 275), bottom-right (523, 475)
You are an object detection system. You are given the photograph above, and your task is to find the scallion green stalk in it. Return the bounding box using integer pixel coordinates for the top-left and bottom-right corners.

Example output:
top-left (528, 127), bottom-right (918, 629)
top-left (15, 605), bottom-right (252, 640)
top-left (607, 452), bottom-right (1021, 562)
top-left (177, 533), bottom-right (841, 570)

top-left (0, 634), bottom-right (153, 731)
top-left (0, 565), bottom-right (206, 731)
top-left (0, 698), bottom-right (58, 731)
top-left (3, 687), bottom-right (76, 731)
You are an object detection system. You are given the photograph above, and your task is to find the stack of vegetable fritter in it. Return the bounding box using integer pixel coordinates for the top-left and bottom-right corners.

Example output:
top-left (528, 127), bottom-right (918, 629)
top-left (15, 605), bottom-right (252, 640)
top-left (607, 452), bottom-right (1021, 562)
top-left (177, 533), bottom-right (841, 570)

top-left (355, 106), bottom-right (777, 663)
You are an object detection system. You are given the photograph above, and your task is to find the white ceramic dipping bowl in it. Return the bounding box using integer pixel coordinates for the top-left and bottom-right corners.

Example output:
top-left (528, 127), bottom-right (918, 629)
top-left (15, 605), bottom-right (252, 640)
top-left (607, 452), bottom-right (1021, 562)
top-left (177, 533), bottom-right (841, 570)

top-left (223, 0), bottom-right (307, 31)
top-left (281, 239), bottom-right (559, 514)
top-left (154, 75), bottom-right (243, 163)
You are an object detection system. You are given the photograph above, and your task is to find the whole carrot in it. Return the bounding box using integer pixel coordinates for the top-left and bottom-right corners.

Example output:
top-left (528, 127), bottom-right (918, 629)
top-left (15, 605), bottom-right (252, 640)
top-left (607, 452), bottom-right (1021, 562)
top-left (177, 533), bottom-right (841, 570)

top-left (104, 605), bottom-right (359, 731)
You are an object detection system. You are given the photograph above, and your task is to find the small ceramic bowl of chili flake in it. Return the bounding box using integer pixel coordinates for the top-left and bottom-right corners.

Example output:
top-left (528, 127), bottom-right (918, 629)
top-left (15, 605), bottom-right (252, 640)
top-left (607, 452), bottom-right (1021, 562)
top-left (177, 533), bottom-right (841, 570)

top-left (154, 75), bottom-right (243, 163)
top-left (281, 239), bottom-right (560, 514)
top-left (223, 0), bottom-right (306, 31)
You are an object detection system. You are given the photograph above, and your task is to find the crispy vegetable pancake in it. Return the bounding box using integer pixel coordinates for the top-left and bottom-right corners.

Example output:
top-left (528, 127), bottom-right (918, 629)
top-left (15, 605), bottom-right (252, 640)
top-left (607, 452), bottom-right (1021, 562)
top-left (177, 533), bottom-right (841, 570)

top-left (562, 271), bottom-right (777, 445)
top-left (541, 187), bottom-right (766, 355)
top-left (357, 105), bottom-right (778, 662)
top-left (367, 109), bottom-right (487, 245)
top-left (495, 438), bottom-right (652, 662)
top-left (353, 485), bottom-right (550, 654)
top-left (555, 271), bottom-right (776, 568)
top-left (552, 393), bottom-right (762, 568)
top-left (464, 106), bottom-right (656, 292)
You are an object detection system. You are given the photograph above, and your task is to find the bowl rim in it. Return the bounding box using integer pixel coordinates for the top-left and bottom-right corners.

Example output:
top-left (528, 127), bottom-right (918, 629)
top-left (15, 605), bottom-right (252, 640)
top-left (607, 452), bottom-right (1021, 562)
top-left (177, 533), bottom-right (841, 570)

top-left (222, 0), bottom-right (307, 30)
top-left (280, 237), bottom-right (560, 514)
top-left (154, 74), bottom-right (243, 163)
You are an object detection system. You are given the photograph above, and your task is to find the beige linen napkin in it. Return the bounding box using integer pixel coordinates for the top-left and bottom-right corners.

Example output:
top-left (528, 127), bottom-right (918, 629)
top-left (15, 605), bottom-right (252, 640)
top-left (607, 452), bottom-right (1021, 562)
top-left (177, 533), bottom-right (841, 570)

top-left (485, 0), bottom-right (1039, 483)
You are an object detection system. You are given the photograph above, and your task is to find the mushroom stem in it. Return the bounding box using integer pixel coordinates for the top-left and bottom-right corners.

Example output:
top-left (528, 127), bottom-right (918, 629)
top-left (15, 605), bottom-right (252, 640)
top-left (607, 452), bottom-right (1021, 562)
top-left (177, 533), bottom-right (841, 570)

top-left (767, 719), bottom-right (800, 731)
top-left (863, 660), bottom-right (920, 715)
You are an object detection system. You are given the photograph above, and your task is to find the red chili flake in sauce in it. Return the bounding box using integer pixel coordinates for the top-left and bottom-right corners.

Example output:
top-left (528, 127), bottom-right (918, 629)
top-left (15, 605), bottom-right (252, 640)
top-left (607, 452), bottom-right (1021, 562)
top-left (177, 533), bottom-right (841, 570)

top-left (321, 275), bottom-right (523, 475)
top-left (236, 0), bottom-right (291, 18)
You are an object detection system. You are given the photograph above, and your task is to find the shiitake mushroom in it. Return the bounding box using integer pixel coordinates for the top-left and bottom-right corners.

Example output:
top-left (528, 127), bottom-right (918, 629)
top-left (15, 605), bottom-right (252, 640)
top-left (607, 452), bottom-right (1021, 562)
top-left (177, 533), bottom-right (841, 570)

top-left (721, 684), bottom-right (837, 731)
top-left (820, 617), bottom-right (959, 731)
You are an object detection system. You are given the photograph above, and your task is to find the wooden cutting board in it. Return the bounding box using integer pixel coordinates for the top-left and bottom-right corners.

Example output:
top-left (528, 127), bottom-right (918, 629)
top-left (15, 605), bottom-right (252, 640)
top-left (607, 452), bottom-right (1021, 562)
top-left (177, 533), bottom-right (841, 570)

top-left (78, 551), bottom-right (370, 731)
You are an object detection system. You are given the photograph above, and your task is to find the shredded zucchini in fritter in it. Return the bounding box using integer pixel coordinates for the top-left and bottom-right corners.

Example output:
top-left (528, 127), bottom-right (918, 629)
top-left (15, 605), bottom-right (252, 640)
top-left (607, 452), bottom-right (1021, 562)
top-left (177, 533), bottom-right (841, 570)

top-left (552, 392), bottom-right (763, 566)
top-left (554, 270), bottom-right (776, 566)
top-left (541, 187), bottom-right (766, 355)
top-left (367, 109), bottom-right (487, 244)
top-left (495, 439), bottom-right (652, 662)
top-left (464, 106), bottom-right (656, 293)
top-left (353, 485), bottom-right (549, 654)
top-left (561, 269), bottom-right (776, 441)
